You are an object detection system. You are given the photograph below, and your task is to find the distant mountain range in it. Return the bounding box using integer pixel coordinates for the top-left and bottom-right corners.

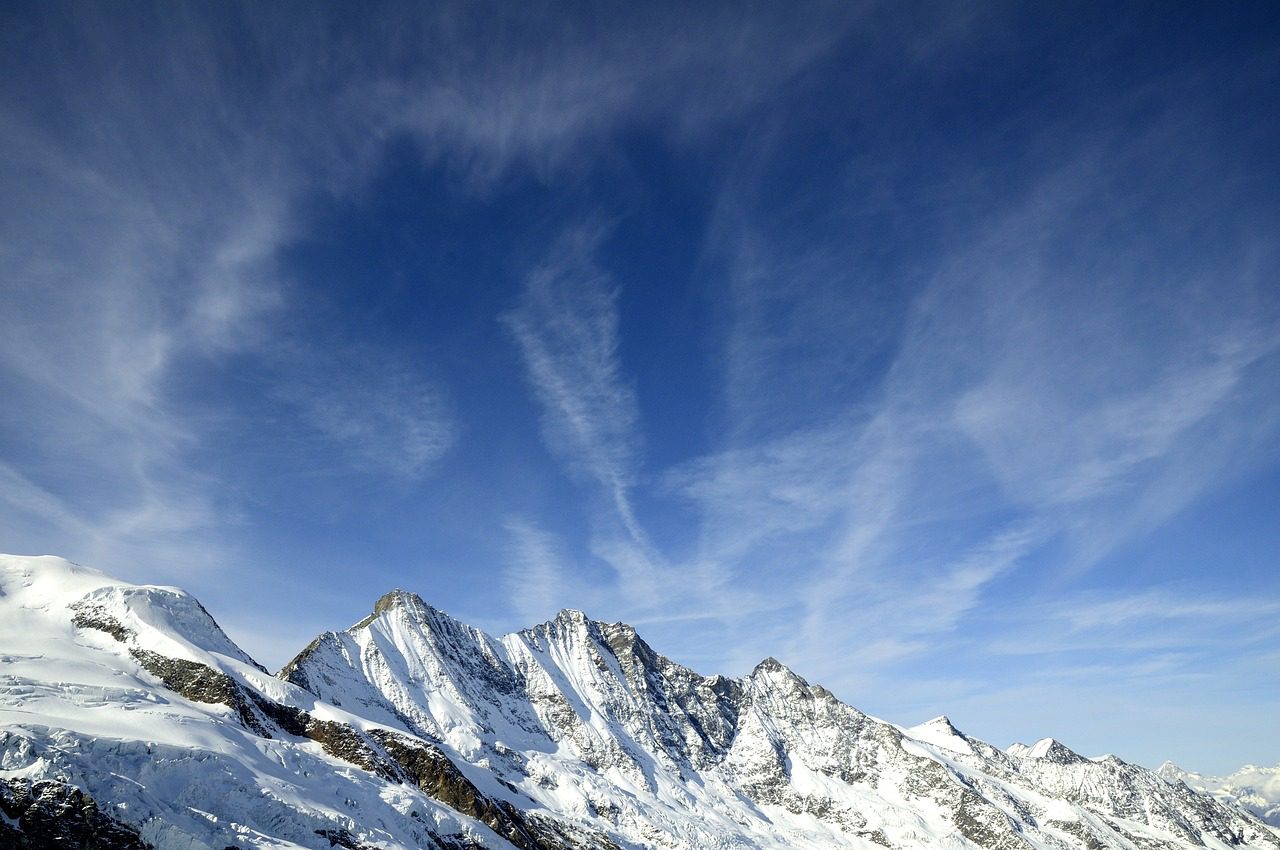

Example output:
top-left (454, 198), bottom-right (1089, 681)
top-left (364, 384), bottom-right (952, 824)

top-left (2, 553), bottom-right (1277, 850)
top-left (1159, 761), bottom-right (1280, 828)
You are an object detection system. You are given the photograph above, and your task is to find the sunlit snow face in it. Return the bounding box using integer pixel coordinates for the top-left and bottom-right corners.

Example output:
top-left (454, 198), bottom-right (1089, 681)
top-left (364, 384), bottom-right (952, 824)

top-left (3, 553), bottom-right (1274, 850)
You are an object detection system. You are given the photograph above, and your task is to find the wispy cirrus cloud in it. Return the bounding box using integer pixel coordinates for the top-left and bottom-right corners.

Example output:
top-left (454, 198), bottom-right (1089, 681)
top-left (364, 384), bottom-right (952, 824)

top-left (0, 117), bottom-right (277, 574)
top-left (992, 589), bottom-right (1280, 653)
top-left (4, 0), bottom-right (1277, 775)
top-left (370, 3), bottom-right (864, 188)
top-left (0, 0), bottom-right (873, 664)
top-left (266, 339), bottom-right (457, 481)
top-left (659, 87), bottom-right (1280, 696)
top-left (498, 95), bottom-right (1280, 698)
top-left (501, 225), bottom-right (788, 631)
top-left (500, 517), bottom-right (595, 627)
top-left (502, 225), bottom-right (643, 539)
top-left (927, 584), bottom-right (1280, 766)
top-left (500, 225), bottom-right (675, 616)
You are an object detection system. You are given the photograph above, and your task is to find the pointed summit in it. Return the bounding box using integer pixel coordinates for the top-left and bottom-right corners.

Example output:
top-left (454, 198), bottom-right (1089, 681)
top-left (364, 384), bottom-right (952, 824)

top-left (752, 656), bottom-right (788, 674)
top-left (908, 715), bottom-right (974, 755)
top-left (1009, 737), bottom-right (1084, 764)
top-left (372, 588), bottom-right (428, 616)
top-left (751, 656), bottom-right (807, 678)
top-left (518, 607), bottom-right (593, 636)
top-left (553, 607), bottom-right (591, 625)
top-left (748, 657), bottom-right (812, 693)
top-left (353, 587), bottom-right (450, 631)
top-left (516, 607), bottom-right (608, 652)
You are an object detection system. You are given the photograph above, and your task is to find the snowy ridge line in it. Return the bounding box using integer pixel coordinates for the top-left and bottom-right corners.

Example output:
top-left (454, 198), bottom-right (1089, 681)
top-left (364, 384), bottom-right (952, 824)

top-left (2, 553), bottom-right (1278, 850)
top-left (0, 555), bottom-right (616, 850)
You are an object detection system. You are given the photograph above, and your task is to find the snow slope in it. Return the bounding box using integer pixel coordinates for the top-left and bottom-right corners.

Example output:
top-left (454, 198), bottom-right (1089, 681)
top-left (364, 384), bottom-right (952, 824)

top-left (3, 553), bottom-right (1278, 850)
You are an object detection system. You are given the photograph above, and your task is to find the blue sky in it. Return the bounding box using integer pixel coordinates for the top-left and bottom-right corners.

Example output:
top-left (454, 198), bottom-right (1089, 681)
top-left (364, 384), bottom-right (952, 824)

top-left (2, 2), bottom-right (1278, 774)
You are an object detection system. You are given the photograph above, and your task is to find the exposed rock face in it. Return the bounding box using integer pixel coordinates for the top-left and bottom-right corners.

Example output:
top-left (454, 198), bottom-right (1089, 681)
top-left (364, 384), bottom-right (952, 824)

top-left (2, 554), bottom-right (1278, 850)
top-left (369, 729), bottom-right (619, 850)
top-left (0, 777), bottom-right (151, 850)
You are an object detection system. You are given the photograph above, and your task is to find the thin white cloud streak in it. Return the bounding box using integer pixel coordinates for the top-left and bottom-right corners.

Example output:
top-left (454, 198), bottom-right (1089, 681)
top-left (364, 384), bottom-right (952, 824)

top-left (0, 152), bottom-right (249, 572)
top-left (927, 162), bottom-right (1280, 579)
top-left (267, 341), bottom-right (457, 481)
top-left (923, 585), bottom-right (1280, 773)
top-left (502, 226), bottom-right (795, 629)
top-left (1064, 593), bottom-right (1280, 632)
top-left (661, 102), bottom-right (1280, 693)
top-left (664, 417), bottom-right (873, 564)
top-left (0, 118), bottom-right (288, 577)
top-left (0, 462), bottom-right (90, 539)
top-left (501, 519), bottom-right (567, 626)
top-left (366, 3), bottom-right (865, 189)
top-left (981, 589), bottom-right (1280, 657)
top-left (500, 517), bottom-right (591, 627)
top-left (1, 28), bottom-right (256, 567)
top-left (0, 2), bottom-right (875, 657)
top-left (499, 227), bottom-right (683, 617)
top-left (502, 226), bottom-right (689, 618)
top-left (503, 226), bottom-right (642, 533)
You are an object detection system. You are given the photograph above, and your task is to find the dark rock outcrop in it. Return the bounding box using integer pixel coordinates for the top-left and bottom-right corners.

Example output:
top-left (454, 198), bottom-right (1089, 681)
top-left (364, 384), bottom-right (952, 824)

top-left (0, 778), bottom-right (151, 850)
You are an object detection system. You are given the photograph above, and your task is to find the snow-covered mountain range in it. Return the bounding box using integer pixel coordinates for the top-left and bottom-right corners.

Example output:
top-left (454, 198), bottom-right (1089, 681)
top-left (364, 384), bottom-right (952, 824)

top-left (1159, 762), bottom-right (1280, 827)
top-left (2, 553), bottom-right (1277, 850)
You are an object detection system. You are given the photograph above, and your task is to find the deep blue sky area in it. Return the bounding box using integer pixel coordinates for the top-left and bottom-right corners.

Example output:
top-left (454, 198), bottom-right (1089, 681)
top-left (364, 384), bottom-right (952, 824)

top-left (2, 1), bottom-right (1279, 775)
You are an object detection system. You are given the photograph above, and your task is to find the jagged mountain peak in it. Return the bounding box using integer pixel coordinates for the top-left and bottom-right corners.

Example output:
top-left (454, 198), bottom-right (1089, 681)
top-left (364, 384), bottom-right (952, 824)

top-left (553, 606), bottom-right (590, 623)
top-left (8, 555), bottom-right (1280, 850)
top-left (353, 587), bottom-right (490, 649)
top-left (1009, 736), bottom-right (1086, 763)
top-left (518, 606), bottom-right (602, 641)
top-left (906, 714), bottom-right (975, 755)
top-left (914, 714), bottom-right (967, 739)
top-left (512, 607), bottom-right (665, 673)
top-left (358, 586), bottom-right (464, 630)
top-left (519, 610), bottom-right (675, 674)
top-left (751, 655), bottom-right (792, 674)
top-left (748, 655), bottom-right (811, 690)
top-left (371, 587), bottom-right (429, 615)
top-left (596, 617), bottom-right (638, 645)
top-left (597, 618), bottom-right (676, 668)
top-left (753, 655), bottom-right (783, 671)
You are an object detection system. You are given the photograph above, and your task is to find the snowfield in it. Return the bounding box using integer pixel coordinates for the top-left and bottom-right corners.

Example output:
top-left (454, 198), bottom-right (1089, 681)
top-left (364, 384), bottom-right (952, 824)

top-left (2, 553), bottom-right (1278, 850)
